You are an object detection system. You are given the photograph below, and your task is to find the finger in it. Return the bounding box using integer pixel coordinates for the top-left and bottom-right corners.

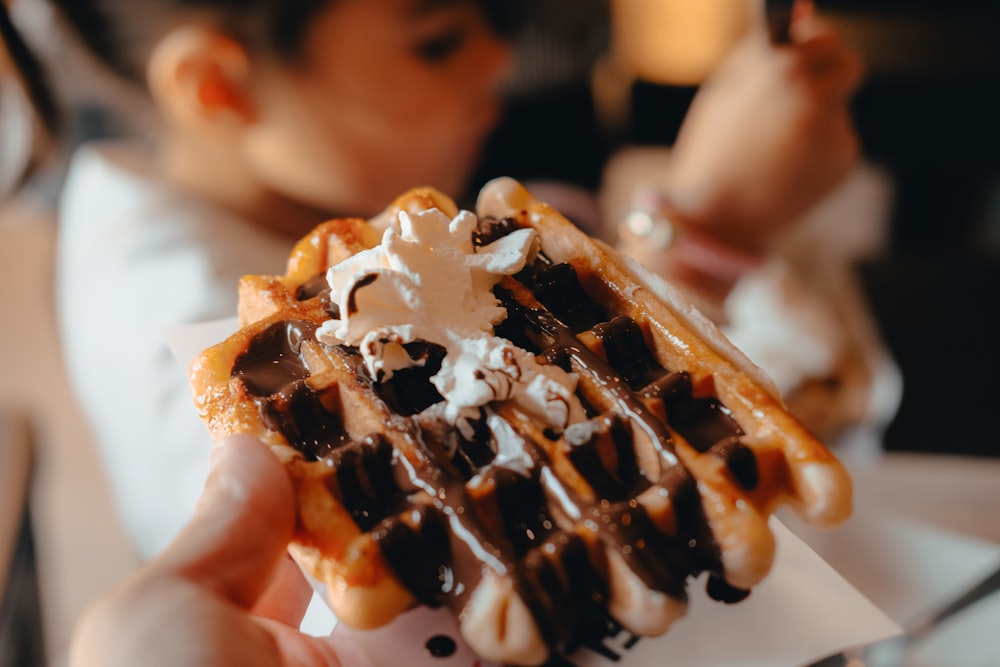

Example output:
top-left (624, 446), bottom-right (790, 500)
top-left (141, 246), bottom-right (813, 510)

top-left (791, 15), bottom-right (844, 52)
top-left (745, 0), bottom-right (783, 45)
top-left (252, 553), bottom-right (314, 626)
top-left (792, 0), bottom-right (815, 23)
top-left (153, 434), bottom-right (297, 610)
top-left (765, 0), bottom-right (795, 44)
top-left (745, 0), bottom-right (766, 33)
top-left (788, 18), bottom-right (863, 95)
top-left (808, 38), bottom-right (863, 96)
top-left (753, 0), bottom-right (812, 45)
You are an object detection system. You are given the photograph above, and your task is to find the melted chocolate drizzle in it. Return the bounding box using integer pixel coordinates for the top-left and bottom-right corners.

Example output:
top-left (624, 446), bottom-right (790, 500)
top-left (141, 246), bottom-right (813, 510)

top-left (295, 274), bottom-right (330, 301)
top-left (230, 215), bottom-right (760, 654)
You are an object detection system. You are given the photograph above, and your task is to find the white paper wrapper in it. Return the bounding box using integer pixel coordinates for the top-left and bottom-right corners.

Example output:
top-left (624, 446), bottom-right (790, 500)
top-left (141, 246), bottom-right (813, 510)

top-left (333, 520), bottom-right (899, 667)
top-left (166, 318), bottom-right (900, 667)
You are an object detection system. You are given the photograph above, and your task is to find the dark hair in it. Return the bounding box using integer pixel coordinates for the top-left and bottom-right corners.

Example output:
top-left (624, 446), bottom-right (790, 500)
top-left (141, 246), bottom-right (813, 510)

top-left (47, 0), bottom-right (517, 86)
top-left (5, 0), bottom-right (518, 125)
top-left (0, 0), bottom-right (337, 161)
top-left (1, 2), bottom-right (60, 137)
top-left (46, 0), bottom-right (337, 86)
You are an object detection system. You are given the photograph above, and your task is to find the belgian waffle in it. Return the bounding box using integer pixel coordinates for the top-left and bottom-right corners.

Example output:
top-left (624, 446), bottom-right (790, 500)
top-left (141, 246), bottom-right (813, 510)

top-left (189, 178), bottom-right (851, 666)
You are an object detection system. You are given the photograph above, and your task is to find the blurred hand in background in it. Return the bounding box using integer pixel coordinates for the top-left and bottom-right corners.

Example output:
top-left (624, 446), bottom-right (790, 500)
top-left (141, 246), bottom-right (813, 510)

top-left (662, 0), bottom-right (863, 253)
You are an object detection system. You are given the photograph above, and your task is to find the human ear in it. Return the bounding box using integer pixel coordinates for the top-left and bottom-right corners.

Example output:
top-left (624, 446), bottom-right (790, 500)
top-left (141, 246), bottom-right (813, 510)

top-left (146, 25), bottom-right (256, 132)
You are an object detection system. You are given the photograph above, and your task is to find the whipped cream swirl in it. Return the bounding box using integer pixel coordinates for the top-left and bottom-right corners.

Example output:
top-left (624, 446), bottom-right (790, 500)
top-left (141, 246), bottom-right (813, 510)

top-left (316, 207), bottom-right (586, 434)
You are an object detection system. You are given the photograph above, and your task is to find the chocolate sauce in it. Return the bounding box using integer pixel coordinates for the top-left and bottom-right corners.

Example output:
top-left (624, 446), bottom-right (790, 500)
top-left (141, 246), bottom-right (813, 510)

top-left (493, 284), bottom-right (718, 597)
top-left (591, 317), bottom-right (665, 390)
top-left (519, 528), bottom-right (608, 642)
top-left (370, 502), bottom-right (450, 607)
top-left (329, 434), bottom-right (403, 531)
top-left (706, 573), bottom-right (751, 604)
top-left (643, 374), bottom-right (758, 490)
top-left (659, 390), bottom-right (741, 454)
top-left (261, 379), bottom-right (353, 460)
top-left (295, 273), bottom-right (330, 301)
top-left (424, 635), bottom-right (457, 658)
top-left (449, 411), bottom-right (496, 471)
top-left (232, 216), bottom-right (763, 655)
top-left (233, 320), bottom-right (355, 459)
top-left (233, 319), bottom-right (316, 396)
top-left (711, 439), bottom-right (759, 491)
top-left (532, 262), bottom-right (608, 333)
top-left (347, 272), bottom-right (378, 315)
top-left (375, 342), bottom-right (446, 415)
top-left (472, 215), bottom-right (521, 247)
top-left (562, 415), bottom-right (640, 502)
top-left (295, 273), bottom-right (342, 320)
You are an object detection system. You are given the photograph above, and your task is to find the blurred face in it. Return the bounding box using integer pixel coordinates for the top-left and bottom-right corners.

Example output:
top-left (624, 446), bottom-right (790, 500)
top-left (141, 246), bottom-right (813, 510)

top-left (243, 0), bottom-right (513, 218)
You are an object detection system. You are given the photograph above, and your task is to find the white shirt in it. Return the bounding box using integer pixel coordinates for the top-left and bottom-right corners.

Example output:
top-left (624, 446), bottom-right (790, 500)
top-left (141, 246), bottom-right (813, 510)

top-left (57, 142), bottom-right (294, 559)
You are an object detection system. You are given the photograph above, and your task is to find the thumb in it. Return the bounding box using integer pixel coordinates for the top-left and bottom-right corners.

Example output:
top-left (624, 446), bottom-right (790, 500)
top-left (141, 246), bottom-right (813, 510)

top-left (745, 0), bottom-right (778, 42)
top-left (154, 434), bottom-right (297, 609)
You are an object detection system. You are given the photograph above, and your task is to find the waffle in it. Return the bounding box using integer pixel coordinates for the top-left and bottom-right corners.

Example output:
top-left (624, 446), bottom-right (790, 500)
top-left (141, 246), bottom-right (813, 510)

top-left (189, 178), bottom-right (851, 666)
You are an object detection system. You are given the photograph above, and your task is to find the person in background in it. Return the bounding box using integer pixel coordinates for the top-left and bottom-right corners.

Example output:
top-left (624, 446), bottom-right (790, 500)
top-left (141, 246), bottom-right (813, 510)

top-left (0, 0), bottom-right (864, 562)
top-left (3, 0), bottom-right (515, 560)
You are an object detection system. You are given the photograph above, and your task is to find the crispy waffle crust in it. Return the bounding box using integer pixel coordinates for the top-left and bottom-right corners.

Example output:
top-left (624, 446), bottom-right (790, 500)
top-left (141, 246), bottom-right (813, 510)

top-left (190, 178), bottom-right (851, 666)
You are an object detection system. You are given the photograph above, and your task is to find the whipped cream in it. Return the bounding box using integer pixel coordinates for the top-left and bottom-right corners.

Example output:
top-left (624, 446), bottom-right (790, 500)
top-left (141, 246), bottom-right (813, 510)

top-left (316, 207), bottom-right (586, 435)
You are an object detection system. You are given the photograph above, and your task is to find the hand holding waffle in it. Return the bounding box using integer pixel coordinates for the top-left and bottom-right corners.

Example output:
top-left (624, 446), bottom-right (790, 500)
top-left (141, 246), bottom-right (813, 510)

top-left (190, 179), bottom-right (852, 666)
top-left (69, 434), bottom-right (363, 667)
